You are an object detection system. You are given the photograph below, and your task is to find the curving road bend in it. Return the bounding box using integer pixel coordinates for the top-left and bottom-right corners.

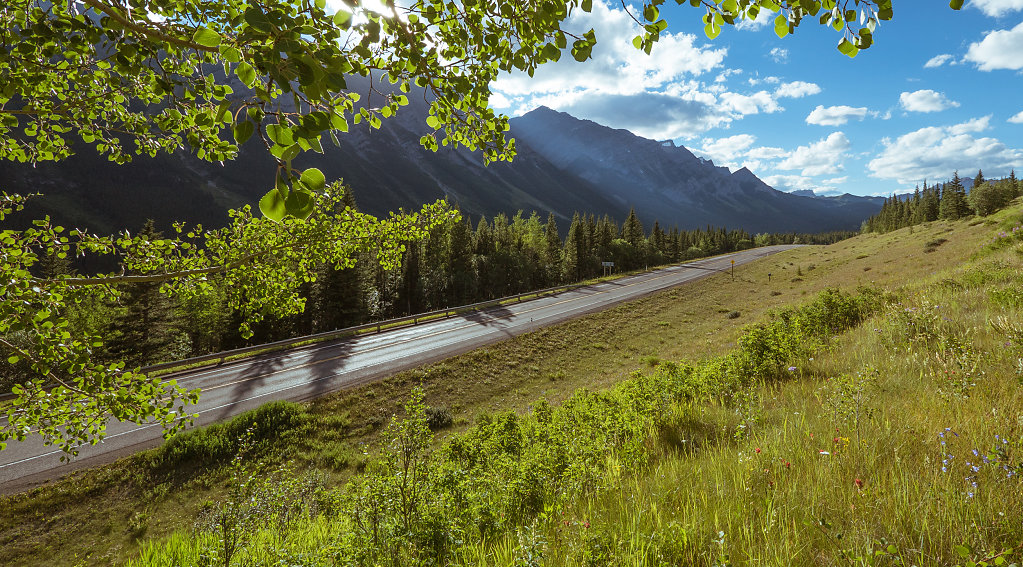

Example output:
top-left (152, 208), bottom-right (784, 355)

top-left (0, 245), bottom-right (799, 494)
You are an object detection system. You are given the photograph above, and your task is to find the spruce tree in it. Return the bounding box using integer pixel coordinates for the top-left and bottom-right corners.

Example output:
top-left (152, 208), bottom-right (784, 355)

top-left (103, 220), bottom-right (183, 367)
top-left (311, 187), bottom-right (368, 331)
top-left (621, 208), bottom-right (645, 247)
top-left (562, 213), bottom-right (584, 282)
top-left (447, 216), bottom-right (475, 306)
top-left (542, 212), bottom-right (562, 286)
top-left (939, 172), bottom-right (969, 220)
top-left (972, 169), bottom-right (985, 189)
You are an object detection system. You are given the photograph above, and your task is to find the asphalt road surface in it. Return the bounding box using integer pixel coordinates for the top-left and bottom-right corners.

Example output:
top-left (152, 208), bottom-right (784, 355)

top-left (0, 245), bottom-right (799, 494)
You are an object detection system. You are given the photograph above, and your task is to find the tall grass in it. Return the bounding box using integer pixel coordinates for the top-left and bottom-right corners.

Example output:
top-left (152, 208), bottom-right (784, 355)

top-left (130, 286), bottom-right (890, 566)
top-left (129, 213), bottom-right (1023, 565)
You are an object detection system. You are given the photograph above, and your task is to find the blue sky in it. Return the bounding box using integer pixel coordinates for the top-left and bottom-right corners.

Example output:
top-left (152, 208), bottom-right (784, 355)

top-left (488, 1), bottom-right (1023, 197)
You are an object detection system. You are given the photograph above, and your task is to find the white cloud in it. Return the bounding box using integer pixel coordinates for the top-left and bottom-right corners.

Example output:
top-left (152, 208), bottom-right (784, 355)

top-left (971, 0), bottom-right (1023, 17)
top-left (776, 132), bottom-right (852, 177)
top-left (806, 105), bottom-right (869, 126)
top-left (718, 91), bottom-right (782, 115)
top-left (924, 54), bottom-right (955, 68)
top-left (491, 0), bottom-right (789, 139)
top-left (747, 146), bottom-right (786, 160)
top-left (775, 81), bottom-right (821, 99)
top-left (1009, 110), bottom-right (1023, 123)
top-left (867, 121), bottom-right (1023, 185)
top-left (714, 68), bottom-right (742, 83)
top-left (762, 174), bottom-right (850, 194)
top-left (762, 174), bottom-right (818, 192)
top-left (748, 75), bottom-right (780, 86)
top-left (736, 8), bottom-right (773, 30)
top-left (949, 115), bottom-right (992, 135)
top-left (965, 21), bottom-right (1023, 71)
top-left (899, 89), bottom-right (960, 112)
top-left (493, 2), bottom-right (725, 99)
top-left (769, 47), bottom-right (788, 63)
top-left (694, 134), bottom-right (757, 166)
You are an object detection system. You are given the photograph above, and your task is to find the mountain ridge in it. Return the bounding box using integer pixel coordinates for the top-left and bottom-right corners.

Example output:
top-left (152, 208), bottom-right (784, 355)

top-left (0, 99), bottom-right (882, 234)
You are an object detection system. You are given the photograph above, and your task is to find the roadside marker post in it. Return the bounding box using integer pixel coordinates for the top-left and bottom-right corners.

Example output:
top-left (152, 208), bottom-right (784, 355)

top-left (731, 259), bottom-right (735, 281)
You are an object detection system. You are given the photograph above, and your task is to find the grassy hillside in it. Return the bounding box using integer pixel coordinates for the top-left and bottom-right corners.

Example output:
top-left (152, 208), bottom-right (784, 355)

top-left (2, 204), bottom-right (1020, 566)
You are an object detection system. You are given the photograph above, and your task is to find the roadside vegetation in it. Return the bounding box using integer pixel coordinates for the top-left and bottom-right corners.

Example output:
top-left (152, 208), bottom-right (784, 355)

top-left (2, 202), bottom-right (1020, 565)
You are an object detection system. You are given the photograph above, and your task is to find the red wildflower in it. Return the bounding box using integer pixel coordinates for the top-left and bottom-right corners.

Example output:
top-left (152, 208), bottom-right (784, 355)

top-left (854, 478), bottom-right (864, 489)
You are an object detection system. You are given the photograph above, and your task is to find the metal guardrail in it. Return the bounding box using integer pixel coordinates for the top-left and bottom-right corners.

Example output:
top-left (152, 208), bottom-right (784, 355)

top-left (140, 281), bottom-right (589, 376)
top-left (2, 248), bottom-right (773, 395)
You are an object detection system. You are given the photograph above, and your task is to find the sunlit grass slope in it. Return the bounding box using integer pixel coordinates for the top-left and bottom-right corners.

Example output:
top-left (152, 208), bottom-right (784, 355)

top-left (1, 205), bottom-right (1018, 566)
top-left (122, 206), bottom-right (1023, 566)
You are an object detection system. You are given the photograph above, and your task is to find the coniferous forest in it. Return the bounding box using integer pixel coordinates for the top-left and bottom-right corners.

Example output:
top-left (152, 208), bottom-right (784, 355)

top-left (3, 187), bottom-right (853, 391)
top-left (863, 169), bottom-right (1020, 233)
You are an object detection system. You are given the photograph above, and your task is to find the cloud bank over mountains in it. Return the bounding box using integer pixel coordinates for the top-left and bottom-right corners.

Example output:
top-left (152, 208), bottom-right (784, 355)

top-left (488, 0), bottom-right (1021, 196)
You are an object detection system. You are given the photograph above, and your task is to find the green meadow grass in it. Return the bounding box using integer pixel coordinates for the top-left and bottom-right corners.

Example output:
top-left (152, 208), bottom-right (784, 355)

top-left (125, 204), bottom-right (1023, 566)
top-left (1, 206), bottom-right (1018, 566)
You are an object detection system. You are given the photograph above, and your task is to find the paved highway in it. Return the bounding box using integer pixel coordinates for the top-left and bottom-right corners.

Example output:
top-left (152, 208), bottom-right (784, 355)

top-left (0, 245), bottom-right (798, 494)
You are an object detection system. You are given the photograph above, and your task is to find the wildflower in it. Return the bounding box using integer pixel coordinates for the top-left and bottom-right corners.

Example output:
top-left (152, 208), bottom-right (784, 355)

top-left (819, 450), bottom-right (831, 455)
top-left (788, 366), bottom-right (797, 372)
top-left (584, 521), bottom-right (590, 529)
top-left (755, 447), bottom-right (761, 453)
top-left (784, 461), bottom-right (791, 469)
top-left (854, 478), bottom-right (863, 489)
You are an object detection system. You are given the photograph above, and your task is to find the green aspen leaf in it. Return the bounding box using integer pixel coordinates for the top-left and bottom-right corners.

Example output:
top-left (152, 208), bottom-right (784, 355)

top-left (949, 0), bottom-right (964, 8)
top-left (244, 8), bottom-right (273, 31)
top-left (266, 124), bottom-right (295, 146)
top-left (7, 355), bottom-right (19, 364)
top-left (333, 9), bottom-right (352, 26)
top-left (258, 187), bottom-right (288, 221)
top-left (581, 0), bottom-right (592, 11)
top-left (299, 167), bottom-right (326, 192)
top-left (192, 27), bottom-right (222, 48)
top-left (330, 113), bottom-right (349, 132)
top-left (233, 120), bottom-right (255, 144)
top-left (955, 545), bottom-right (972, 558)
top-left (774, 15), bottom-right (789, 38)
top-left (761, 0), bottom-right (779, 10)
top-left (285, 189), bottom-right (315, 219)
top-left (219, 45), bottom-right (241, 63)
top-left (643, 4), bottom-right (659, 21)
top-left (426, 115), bottom-right (442, 129)
top-left (632, 35), bottom-right (643, 49)
top-left (236, 61), bottom-right (256, 88)
top-left (542, 43), bottom-right (560, 61)
top-left (704, 22), bottom-right (721, 39)
top-left (837, 37), bottom-right (858, 57)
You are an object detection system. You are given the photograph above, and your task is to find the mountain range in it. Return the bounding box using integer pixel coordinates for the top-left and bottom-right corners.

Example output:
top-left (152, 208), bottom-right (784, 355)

top-left (0, 86), bottom-right (883, 235)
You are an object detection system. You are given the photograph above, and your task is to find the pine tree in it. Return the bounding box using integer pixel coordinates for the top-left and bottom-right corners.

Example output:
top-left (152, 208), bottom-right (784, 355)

top-left (311, 187), bottom-right (368, 331)
top-left (447, 216), bottom-right (475, 306)
top-left (972, 169), bottom-right (985, 189)
top-left (542, 212), bottom-right (562, 286)
top-left (939, 172), bottom-right (970, 220)
top-left (103, 220), bottom-right (183, 367)
top-left (562, 213), bottom-right (584, 282)
top-left (621, 207), bottom-right (644, 247)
